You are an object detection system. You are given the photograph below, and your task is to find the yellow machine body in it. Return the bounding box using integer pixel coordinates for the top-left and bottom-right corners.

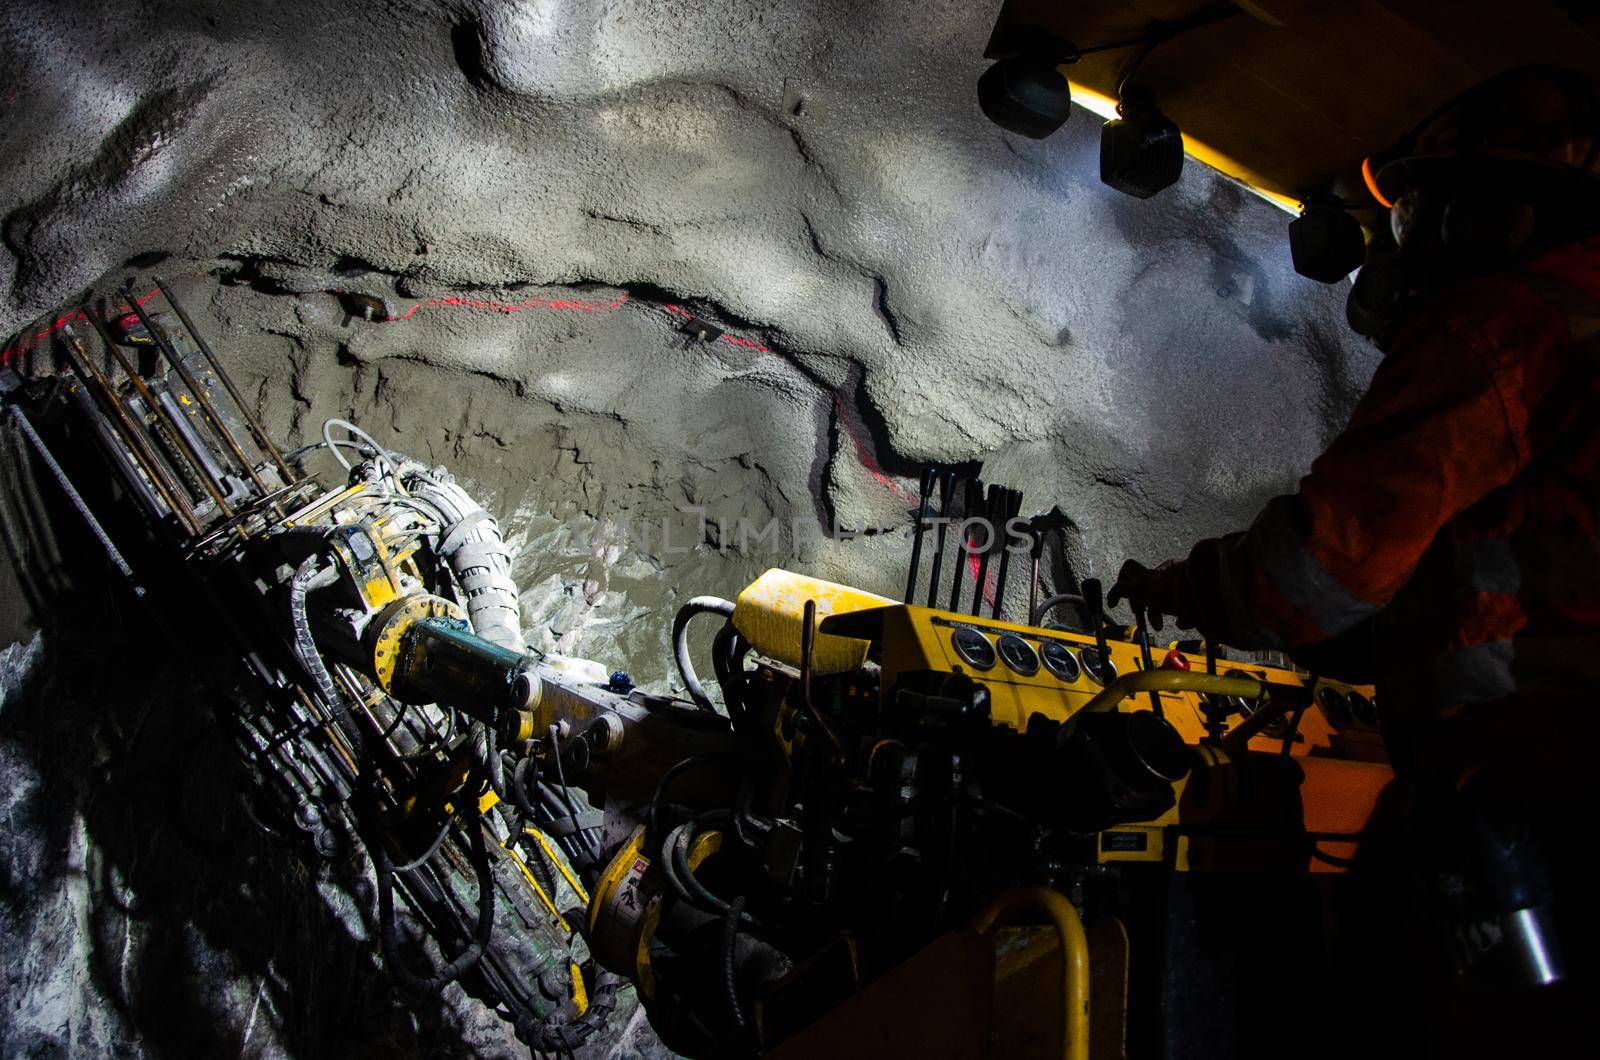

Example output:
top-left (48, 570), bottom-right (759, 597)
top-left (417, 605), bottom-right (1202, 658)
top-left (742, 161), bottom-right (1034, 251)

top-left (817, 601), bottom-right (1393, 876)
top-left (732, 568), bottom-right (892, 675)
top-left (821, 601), bottom-right (1380, 756)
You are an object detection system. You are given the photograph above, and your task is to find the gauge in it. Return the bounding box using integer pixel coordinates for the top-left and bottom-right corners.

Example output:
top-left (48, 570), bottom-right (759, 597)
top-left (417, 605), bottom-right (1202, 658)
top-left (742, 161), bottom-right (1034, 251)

top-left (951, 626), bottom-right (996, 671)
top-left (996, 633), bottom-right (1039, 676)
top-left (1040, 640), bottom-right (1080, 682)
top-left (1318, 685), bottom-right (1353, 726)
top-left (1345, 690), bottom-right (1377, 727)
top-left (1079, 645), bottom-right (1117, 686)
top-left (1223, 669), bottom-right (1258, 717)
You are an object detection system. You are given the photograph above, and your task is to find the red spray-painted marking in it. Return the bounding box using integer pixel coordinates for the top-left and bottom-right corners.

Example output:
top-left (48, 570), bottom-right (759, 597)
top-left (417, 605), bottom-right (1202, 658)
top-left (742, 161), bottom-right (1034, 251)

top-left (664, 303), bottom-right (915, 506)
top-left (382, 291), bottom-right (629, 322)
top-left (1, 289), bottom-right (162, 367)
top-left (3, 287), bottom-right (630, 367)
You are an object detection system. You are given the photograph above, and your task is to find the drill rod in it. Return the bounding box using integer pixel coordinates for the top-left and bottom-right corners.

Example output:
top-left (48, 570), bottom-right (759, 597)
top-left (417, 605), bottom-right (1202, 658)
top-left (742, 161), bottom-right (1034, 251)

top-left (4, 400), bottom-right (144, 596)
top-left (124, 282), bottom-right (268, 496)
top-left (153, 276), bottom-right (295, 483)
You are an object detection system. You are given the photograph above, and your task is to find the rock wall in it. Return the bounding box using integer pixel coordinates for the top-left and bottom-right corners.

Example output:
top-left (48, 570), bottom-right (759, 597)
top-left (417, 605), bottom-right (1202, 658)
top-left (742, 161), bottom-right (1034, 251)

top-left (0, 0), bottom-right (1380, 1055)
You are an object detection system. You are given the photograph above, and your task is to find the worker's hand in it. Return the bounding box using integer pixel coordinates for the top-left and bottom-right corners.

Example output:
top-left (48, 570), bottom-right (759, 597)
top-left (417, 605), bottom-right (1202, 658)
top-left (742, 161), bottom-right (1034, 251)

top-left (1107, 559), bottom-right (1189, 631)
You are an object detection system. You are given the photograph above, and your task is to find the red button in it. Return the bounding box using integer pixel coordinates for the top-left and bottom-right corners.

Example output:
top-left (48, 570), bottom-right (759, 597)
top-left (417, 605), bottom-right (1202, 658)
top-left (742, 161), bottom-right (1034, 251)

top-left (1162, 649), bottom-right (1190, 671)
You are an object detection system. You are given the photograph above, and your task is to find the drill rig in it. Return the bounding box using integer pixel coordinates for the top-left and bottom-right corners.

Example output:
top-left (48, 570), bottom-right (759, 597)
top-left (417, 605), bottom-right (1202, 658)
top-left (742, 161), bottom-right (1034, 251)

top-left (2, 283), bottom-right (1393, 1058)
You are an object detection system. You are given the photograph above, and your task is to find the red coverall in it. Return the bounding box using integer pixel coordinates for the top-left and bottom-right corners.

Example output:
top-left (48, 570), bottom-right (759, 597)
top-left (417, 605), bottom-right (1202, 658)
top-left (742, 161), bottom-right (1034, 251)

top-left (1153, 236), bottom-right (1600, 1052)
top-left (1154, 233), bottom-right (1600, 764)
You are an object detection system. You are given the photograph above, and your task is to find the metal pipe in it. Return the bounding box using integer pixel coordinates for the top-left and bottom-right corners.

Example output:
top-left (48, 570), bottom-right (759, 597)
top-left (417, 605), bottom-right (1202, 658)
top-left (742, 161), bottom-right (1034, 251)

top-left (799, 600), bottom-right (844, 752)
top-left (74, 308), bottom-right (199, 533)
top-left (972, 887), bottom-right (1090, 1060)
top-left (4, 400), bottom-right (144, 597)
top-left (70, 318), bottom-right (237, 522)
top-left (123, 282), bottom-right (267, 495)
top-left (59, 326), bottom-right (202, 535)
top-left (1079, 669), bottom-right (1279, 714)
top-left (153, 276), bottom-right (295, 483)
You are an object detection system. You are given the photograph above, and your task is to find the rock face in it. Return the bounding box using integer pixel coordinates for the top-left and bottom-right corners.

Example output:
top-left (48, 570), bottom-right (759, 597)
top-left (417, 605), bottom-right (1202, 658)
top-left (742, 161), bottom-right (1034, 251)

top-left (0, 0), bottom-right (1380, 1055)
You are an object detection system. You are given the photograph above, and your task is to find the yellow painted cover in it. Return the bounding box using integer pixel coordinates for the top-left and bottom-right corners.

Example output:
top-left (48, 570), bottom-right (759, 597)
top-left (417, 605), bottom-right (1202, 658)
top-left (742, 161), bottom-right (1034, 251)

top-left (732, 569), bottom-right (892, 676)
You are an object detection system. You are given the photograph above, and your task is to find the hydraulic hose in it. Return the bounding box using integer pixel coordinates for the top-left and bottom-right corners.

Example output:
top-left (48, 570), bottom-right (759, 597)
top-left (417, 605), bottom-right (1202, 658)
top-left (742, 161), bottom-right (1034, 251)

top-left (673, 596), bottom-right (737, 712)
top-left (723, 895), bottom-right (748, 1029)
top-left (1032, 592), bottom-right (1086, 628)
top-left (402, 465), bottom-right (524, 652)
top-left (373, 808), bottom-right (496, 995)
top-left (289, 555), bottom-right (343, 711)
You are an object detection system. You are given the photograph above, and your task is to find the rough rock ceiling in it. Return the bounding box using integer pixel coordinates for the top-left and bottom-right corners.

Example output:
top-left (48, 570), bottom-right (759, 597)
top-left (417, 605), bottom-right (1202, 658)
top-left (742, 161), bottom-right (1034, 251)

top-left (1, 1), bottom-right (1376, 1054)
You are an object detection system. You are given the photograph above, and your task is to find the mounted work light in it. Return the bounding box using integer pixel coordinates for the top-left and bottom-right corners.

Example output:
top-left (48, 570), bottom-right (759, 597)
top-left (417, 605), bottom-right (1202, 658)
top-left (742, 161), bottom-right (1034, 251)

top-left (1100, 88), bottom-right (1183, 198)
top-left (1289, 192), bottom-right (1367, 282)
top-left (977, 56), bottom-right (1073, 139)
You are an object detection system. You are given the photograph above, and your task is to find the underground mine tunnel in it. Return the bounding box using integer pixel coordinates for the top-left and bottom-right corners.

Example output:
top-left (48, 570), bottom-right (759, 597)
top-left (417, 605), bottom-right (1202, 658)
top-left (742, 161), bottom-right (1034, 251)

top-left (3, 1), bottom-right (1598, 1057)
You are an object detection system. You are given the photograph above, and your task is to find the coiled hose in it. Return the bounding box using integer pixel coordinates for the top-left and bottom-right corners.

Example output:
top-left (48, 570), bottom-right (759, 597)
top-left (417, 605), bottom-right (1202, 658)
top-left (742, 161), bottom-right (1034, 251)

top-left (673, 596), bottom-right (736, 712)
top-left (289, 555), bottom-right (343, 710)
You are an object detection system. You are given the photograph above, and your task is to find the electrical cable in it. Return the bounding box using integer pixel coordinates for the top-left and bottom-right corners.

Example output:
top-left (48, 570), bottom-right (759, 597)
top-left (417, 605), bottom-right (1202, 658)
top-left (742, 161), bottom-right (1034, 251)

top-left (372, 800), bottom-right (496, 995)
top-left (548, 725), bottom-right (602, 861)
top-left (646, 753), bottom-right (760, 846)
top-left (378, 699), bottom-right (410, 743)
top-left (672, 596), bottom-right (736, 712)
top-left (322, 417), bottom-right (403, 475)
top-left (1070, 3), bottom-right (1241, 62)
top-left (722, 895), bottom-right (748, 1029)
top-left (392, 808), bottom-right (461, 872)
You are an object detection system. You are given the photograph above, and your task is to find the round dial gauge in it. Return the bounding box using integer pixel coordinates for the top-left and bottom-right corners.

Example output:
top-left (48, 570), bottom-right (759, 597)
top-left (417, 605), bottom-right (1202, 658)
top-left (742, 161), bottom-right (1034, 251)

top-left (996, 633), bottom-right (1040, 676)
top-left (1040, 640), bottom-right (1081, 682)
top-left (1224, 669), bottom-right (1260, 716)
top-left (950, 626), bottom-right (997, 671)
top-left (1345, 690), bottom-right (1377, 727)
top-left (1079, 645), bottom-right (1117, 686)
top-left (1318, 685), bottom-right (1353, 726)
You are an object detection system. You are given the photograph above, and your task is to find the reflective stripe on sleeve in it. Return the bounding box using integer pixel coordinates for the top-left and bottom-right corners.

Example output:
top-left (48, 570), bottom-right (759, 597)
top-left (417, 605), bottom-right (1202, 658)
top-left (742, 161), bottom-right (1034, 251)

top-left (1455, 537), bottom-right (1600, 599)
top-left (1250, 496), bottom-right (1383, 638)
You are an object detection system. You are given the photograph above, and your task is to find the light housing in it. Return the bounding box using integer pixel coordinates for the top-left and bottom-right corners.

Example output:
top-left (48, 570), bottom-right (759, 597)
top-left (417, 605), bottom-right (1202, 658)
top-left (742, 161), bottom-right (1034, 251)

top-left (1099, 90), bottom-right (1183, 198)
top-left (978, 57), bottom-right (1072, 140)
top-left (1289, 193), bottom-right (1367, 282)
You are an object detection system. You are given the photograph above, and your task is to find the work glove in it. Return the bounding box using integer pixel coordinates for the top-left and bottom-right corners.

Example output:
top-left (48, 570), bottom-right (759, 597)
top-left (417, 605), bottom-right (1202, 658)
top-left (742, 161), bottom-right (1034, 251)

top-left (1106, 558), bottom-right (1191, 631)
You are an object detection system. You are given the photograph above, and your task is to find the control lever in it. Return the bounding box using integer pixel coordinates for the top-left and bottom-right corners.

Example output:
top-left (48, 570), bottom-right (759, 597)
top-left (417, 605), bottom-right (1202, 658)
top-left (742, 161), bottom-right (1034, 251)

top-left (1131, 606), bottom-right (1164, 717)
top-left (1082, 578), bottom-right (1110, 659)
top-left (969, 483), bottom-right (1003, 615)
top-left (989, 488), bottom-right (1025, 620)
top-left (924, 468), bottom-right (958, 607)
top-left (948, 477), bottom-right (985, 612)
top-left (903, 466), bottom-right (939, 603)
top-left (1024, 506), bottom-right (1072, 627)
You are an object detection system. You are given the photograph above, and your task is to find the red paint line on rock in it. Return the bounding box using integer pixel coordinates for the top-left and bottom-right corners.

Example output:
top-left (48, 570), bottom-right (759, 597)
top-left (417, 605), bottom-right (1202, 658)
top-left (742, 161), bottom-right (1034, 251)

top-left (662, 302), bottom-right (913, 506)
top-left (383, 291), bottom-right (629, 322)
top-left (1, 289), bottom-right (162, 366)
